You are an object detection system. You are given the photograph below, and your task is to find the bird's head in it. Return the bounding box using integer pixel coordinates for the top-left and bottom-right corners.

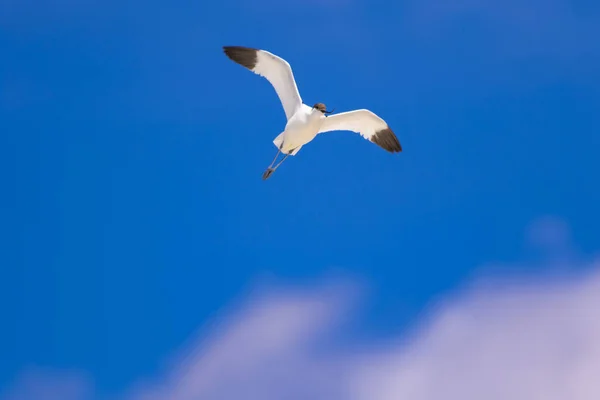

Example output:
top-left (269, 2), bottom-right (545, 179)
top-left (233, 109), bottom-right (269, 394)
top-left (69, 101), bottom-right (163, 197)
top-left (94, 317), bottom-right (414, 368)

top-left (313, 103), bottom-right (334, 115)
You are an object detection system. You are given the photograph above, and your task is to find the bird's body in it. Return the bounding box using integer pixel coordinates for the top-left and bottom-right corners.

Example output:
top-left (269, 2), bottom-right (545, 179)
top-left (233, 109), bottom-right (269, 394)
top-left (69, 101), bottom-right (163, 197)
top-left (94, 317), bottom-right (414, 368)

top-left (274, 104), bottom-right (323, 155)
top-left (222, 45), bottom-right (402, 179)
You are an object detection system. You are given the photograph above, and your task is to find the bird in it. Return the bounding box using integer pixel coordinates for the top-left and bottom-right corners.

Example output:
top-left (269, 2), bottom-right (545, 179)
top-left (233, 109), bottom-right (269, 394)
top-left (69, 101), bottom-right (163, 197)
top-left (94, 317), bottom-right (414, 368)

top-left (222, 45), bottom-right (402, 180)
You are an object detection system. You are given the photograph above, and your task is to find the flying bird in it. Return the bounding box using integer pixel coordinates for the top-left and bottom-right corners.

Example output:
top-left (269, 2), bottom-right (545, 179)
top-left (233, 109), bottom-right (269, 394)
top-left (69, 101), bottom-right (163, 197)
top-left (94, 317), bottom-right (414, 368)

top-left (222, 45), bottom-right (402, 180)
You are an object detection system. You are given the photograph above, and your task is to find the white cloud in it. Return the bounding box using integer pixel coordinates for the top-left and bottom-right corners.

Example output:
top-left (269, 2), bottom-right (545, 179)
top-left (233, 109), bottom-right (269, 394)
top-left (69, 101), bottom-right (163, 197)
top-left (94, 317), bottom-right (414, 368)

top-left (350, 266), bottom-right (600, 400)
top-left (5, 221), bottom-right (600, 400)
top-left (123, 279), bottom-right (357, 400)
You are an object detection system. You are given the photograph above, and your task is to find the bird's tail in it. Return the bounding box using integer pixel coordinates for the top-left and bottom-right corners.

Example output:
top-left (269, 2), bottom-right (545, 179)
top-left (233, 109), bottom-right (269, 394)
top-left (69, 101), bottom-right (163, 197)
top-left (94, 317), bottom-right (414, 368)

top-left (273, 132), bottom-right (284, 150)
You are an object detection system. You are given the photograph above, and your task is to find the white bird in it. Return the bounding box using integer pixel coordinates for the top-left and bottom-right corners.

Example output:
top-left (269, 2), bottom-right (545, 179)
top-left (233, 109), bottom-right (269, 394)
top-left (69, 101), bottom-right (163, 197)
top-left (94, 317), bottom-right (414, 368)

top-left (223, 45), bottom-right (402, 180)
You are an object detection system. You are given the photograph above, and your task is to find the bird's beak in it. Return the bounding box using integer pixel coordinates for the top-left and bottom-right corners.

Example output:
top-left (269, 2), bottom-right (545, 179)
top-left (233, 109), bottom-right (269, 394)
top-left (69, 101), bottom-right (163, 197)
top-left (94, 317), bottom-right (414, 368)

top-left (324, 108), bottom-right (335, 115)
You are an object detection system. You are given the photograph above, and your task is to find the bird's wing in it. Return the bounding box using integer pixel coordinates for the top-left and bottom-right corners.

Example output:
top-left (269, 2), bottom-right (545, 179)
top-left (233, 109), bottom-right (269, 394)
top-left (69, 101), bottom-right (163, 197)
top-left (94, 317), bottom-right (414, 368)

top-left (223, 46), bottom-right (302, 121)
top-left (318, 109), bottom-right (402, 152)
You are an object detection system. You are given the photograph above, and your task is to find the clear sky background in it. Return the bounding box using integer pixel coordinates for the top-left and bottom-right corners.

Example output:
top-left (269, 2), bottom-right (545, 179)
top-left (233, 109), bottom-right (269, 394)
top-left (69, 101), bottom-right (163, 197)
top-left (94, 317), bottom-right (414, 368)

top-left (2, 0), bottom-right (600, 399)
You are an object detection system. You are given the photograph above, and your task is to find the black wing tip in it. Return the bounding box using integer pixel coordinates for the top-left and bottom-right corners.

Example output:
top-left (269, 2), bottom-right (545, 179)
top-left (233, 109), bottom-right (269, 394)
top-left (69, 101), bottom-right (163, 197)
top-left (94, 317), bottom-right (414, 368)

top-left (371, 127), bottom-right (402, 153)
top-left (223, 46), bottom-right (259, 70)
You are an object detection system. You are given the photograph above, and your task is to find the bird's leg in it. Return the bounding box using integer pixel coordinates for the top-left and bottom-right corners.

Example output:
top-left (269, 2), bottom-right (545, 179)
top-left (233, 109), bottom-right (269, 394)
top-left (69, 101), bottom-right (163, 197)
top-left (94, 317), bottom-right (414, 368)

top-left (268, 148), bottom-right (281, 168)
top-left (262, 147), bottom-right (282, 180)
top-left (272, 153), bottom-right (290, 170)
top-left (262, 149), bottom-right (291, 180)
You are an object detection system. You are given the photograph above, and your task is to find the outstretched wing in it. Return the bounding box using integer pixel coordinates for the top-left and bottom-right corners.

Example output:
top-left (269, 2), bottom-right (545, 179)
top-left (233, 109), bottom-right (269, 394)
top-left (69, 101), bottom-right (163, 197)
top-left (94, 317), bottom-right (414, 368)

top-left (223, 46), bottom-right (302, 121)
top-left (318, 109), bottom-right (402, 153)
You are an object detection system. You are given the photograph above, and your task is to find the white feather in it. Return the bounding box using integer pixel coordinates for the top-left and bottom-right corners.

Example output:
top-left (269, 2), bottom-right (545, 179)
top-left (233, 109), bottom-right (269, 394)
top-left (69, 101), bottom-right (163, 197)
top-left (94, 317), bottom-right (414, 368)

top-left (250, 50), bottom-right (303, 121)
top-left (318, 109), bottom-right (388, 141)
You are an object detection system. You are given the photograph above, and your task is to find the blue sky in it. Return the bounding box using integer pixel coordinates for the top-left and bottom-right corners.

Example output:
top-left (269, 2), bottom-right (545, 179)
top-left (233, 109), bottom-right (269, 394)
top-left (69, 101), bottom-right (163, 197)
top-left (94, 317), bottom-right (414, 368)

top-left (2, 0), bottom-right (600, 398)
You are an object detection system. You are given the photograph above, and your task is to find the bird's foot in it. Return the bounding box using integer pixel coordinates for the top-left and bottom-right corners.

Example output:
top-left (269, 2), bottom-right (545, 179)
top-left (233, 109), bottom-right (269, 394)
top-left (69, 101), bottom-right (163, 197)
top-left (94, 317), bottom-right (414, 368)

top-left (262, 168), bottom-right (275, 180)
